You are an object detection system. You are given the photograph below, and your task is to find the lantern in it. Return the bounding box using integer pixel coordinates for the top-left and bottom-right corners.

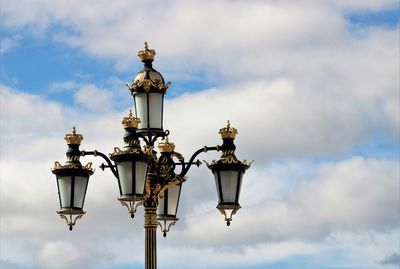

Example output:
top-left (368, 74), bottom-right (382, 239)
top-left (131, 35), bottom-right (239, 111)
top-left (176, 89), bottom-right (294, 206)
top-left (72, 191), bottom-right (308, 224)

top-left (52, 127), bottom-right (93, 230)
top-left (127, 42), bottom-right (170, 135)
top-left (207, 121), bottom-right (251, 226)
top-left (110, 110), bottom-right (149, 218)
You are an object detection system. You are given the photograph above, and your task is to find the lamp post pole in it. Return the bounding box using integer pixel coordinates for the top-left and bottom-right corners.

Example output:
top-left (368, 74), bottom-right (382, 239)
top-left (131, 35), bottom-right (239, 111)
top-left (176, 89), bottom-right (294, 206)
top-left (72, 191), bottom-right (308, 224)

top-left (51, 43), bottom-right (252, 269)
top-left (144, 195), bottom-right (158, 269)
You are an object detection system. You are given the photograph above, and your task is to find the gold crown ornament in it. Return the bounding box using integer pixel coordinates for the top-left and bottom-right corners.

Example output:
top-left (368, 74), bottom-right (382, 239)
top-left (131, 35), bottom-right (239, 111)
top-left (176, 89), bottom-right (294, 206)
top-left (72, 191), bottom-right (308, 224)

top-left (64, 127), bottom-right (83, 145)
top-left (158, 137), bottom-right (175, 153)
top-left (122, 109), bottom-right (141, 128)
top-left (219, 121), bottom-right (238, 139)
top-left (138, 42), bottom-right (156, 62)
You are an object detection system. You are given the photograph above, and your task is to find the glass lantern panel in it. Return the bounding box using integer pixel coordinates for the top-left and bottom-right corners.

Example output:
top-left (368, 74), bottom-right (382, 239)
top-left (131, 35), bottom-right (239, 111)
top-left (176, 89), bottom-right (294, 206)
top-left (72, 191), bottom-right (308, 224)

top-left (73, 176), bottom-right (88, 209)
top-left (157, 195), bottom-right (166, 215)
top-left (58, 176), bottom-right (72, 208)
top-left (117, 162), bottom-right (133, 196)
top-left (148, 93), bottom-right (163, 129)
top-left (213, 172), bottom-right (222, 202)
top-left (135, 93), bottom-right (148, 128)
top-left (167, 185), bottom-right (181, 216)
top-left (220, 171), bottom-right (239, 203)
top-left (237, 172), bottom-right (244, 202)
top-left (135, 161), bottom-right (148, 195)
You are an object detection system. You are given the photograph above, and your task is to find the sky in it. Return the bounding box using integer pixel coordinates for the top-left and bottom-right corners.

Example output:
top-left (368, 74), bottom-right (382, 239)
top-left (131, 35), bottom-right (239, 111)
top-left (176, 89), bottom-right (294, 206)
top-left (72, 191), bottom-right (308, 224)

top-left (0, 1), bottom-right (399, 269)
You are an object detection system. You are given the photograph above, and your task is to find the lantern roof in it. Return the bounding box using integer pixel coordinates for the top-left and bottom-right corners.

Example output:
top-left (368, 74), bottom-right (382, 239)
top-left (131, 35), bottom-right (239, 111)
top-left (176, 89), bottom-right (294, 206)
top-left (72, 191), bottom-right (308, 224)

top-left (127, 42), bottom-right (170, 94)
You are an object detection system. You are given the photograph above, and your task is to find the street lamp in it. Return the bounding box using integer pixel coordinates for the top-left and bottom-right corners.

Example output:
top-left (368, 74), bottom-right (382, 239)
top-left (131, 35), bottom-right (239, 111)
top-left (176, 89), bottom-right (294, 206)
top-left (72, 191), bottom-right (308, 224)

top-left (51, 43), bottom-right (252, 269)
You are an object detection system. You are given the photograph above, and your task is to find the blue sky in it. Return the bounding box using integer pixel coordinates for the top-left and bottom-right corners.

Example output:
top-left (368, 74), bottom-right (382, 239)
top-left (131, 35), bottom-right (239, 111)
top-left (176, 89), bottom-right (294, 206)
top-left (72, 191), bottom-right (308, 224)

top-left (0, 1), bottom-right (399, 269)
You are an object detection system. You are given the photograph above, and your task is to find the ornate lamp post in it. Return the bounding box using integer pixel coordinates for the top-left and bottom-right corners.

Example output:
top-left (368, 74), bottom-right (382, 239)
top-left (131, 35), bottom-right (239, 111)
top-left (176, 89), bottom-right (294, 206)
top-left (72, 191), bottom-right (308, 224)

top-left (52, 43), bottom-right (252, 269)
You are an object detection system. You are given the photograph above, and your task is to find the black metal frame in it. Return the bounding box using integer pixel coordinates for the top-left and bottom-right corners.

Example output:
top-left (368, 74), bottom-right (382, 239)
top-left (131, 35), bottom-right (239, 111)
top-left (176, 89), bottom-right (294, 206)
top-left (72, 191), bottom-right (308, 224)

top-left (55, 169), bottom-right (91, 211)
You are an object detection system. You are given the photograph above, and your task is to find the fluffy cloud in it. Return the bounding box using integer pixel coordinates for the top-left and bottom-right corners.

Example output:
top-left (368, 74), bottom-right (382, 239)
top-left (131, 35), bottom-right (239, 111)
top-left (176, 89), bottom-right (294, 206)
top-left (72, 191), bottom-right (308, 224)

top-left (36, 241), bottom-right (115, 269)
top-left (73, 84), bottom-right (114, 112)
top-left (1, 83), bottom-right (398, 268)
top-left (177, 157), bottom-right (398, 246)
top-left (0, 1), bottom-right (398, 269)
top-left (379, 253), bottom-right (400, 266)
top-left (0, 36), bottom-right (20, 55)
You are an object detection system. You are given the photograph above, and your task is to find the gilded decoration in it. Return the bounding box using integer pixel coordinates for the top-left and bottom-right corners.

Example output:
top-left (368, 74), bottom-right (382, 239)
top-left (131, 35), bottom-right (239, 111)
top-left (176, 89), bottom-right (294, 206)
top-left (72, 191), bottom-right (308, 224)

top-left (122, 109), bottom-right (141, 128)
top-left (220, 155), bottom-right (238, 164)
top-left (158, 138), bottom-right (175, 153)
top-left (138, 42), bottom-right (156, 61)
top-left (219, 120), bottom-right (238, 139)
top-left (127, 79), bottom-right (170, 93)
top-left (143, 145), bottom-right (154, 156)
top-left (52, 161), bottom-right (93, 172)
top-left (144, 214), bottom-right (158, 227)
top-left (65, 127), bottom-right (83, 145)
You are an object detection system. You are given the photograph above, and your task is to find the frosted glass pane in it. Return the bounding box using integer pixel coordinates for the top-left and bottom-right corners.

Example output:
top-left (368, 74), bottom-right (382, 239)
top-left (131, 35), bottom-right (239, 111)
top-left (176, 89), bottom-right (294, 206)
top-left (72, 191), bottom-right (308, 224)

top-left (167, 185), bottom-right (181, 216)
top-left (135, 162), bottom-right (148, 195)
top-left (148, 93), bottom-right (163, 129)
top-left (74, 176), bottom-right (88, 209)
top-left (157, 195), bottom-right (165, 215)
top-left (117, 162), bottom-right (133, 196)
top-left (135, 93), bottom-right (148, 128)
top-left (237, 173), bottom-right (243, 201)
top-left (220, 171), bottom-right (238, 203)
top-left (58, 176), bottom-right (71, 208)
top-left (214, 172), bottom-right (222, 202)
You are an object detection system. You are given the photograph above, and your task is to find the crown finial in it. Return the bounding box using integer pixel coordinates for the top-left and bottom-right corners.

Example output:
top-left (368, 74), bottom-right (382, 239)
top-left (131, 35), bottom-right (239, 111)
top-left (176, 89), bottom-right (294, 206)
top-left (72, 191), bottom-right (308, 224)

top-left (158, 137), bottom-right (175, 153)
top-left (122, 109), bottom-right (141, 128)
top-left (219, 120), bottom-right (238, 139)
top-left (138, 42), bottom-right (156, 62)
top-left (65, 126), bottom-right (83, 145)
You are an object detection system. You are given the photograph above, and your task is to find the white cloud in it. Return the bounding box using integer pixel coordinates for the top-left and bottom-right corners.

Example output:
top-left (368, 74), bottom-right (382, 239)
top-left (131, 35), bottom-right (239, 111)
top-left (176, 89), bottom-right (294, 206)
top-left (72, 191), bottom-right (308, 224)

top-left (178, 157), bottom-right (399, 247)
top-left (0, 36), bottom-right (20, 55)
top-left (73, 84), bottom-right (114, 112)
top-left (0, 1), bottom-right (398, 269)
top-left (49, 80), bottom-right (80, 92)
top-left (36, 241), bottom-right (115, 269)
top-left (329, 0), bottom-right (398, 10)
top-left (165, 77), bottom-right (397, 161)
top-left (0, 84), bottom-right (65, 147)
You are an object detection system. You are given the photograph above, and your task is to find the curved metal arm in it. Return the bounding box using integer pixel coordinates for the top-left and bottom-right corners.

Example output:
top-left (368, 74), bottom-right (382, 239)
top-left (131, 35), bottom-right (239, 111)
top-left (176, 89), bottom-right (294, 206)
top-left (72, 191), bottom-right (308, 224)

top-left (137, 130), bottom-right (170, 146)
top-left (82, 150), bottom-right (118, 179)
top-left (179, 146), bottom-right (220, 178)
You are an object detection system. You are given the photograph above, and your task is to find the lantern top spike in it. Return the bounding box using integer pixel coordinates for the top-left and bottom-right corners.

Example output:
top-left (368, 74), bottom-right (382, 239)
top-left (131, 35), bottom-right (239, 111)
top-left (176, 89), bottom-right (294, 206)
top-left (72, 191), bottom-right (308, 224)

top-left (138, 42), bottom-right (156, 62)
top-left (219, 120), bottom-right (238, 139)
top-left (65, 126), bottom-right (83, 145)
top-left (122, 109), bottom-right (141, 129)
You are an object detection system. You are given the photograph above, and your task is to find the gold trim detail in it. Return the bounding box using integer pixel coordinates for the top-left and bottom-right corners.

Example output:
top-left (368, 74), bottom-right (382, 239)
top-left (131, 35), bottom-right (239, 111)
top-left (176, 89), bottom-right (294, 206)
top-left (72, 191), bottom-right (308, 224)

top-left (138, 42), bottom-right (156, 61)
top-left (158, 176), bottom-right (183, 197)
top-left (118, 198), bottom-right (143, 218)
top-left (220, 155), bottom-right (238, 164)
top-left (127, 78), bottom-right (170, 93)
top-left (65, 126), bottom-right (83, 145)
top-left (157, 218), bottom-right (178, 237)
top-left (219, 120), bottom-right (238, 139)
top-left (143, 145), bottom-right (154, 156)
top-left (51, 162), bottom-right (94, 172)
top-left (158, 137), bottom-right (175, 153)
top-left (122, 109), bottom-right (141, 128)
top-left (217, 204), bottom-right (241, 226)
top-left (144, 215), bottom-right (158, 226)
top-left (57, 209), bottom-right (85, 231)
